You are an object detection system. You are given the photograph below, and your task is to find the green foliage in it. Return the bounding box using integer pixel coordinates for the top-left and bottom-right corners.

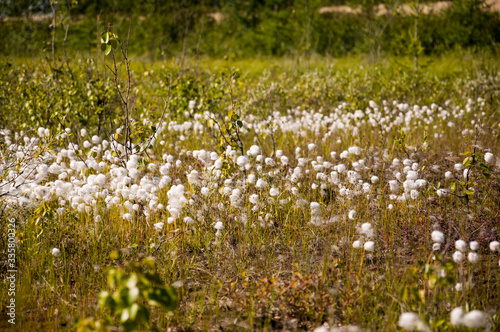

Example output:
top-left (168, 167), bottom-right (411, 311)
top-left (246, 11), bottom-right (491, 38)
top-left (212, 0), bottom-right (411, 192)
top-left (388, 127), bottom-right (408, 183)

top-left (1, 0), bottom-right (499, 58)
top-left (0, 59), bottom-right (118, 133)
top-left (400, 260), bottom-right (456, 329)
top-left (76, 256), bottom-right (178, 332)
top-left (100, 31), bottom-right (120, 56)
top-left (446, 143), bottom-right (496, 207)
top-left (1, 35), bottom-right (500, 330)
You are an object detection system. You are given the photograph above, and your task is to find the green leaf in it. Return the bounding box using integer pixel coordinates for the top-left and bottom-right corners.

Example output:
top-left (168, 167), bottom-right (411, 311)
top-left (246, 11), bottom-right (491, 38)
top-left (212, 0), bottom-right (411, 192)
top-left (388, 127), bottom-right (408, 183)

top-left (237, 120), bottom-right (243, 128)
top-left (428, 274), bottom-right (437, 288)
top-left (109, 250), bottom-right (120, 260)
top-left (98, 291), bottom-right (116, 309)
top-left (401, 287), bottom-right (409, 302)
top-left (143, 272), bottom-right (163, 285)
top-left (110, 39), bottom-right (119, 49)
top-left (100, 31), bottom-right (109, 44)
top-left (142, 257), bottom-right (156, 270)
top-left (104, 44), bottom-right (112, 55)
top-left (434, 319), bottom-right (446, 328)
top-left (129, 303), bottom-right (139, 320)
top-left (146, 286), bottom-right (178, 310)
top-left (120, 308), bottom-right (130, 323)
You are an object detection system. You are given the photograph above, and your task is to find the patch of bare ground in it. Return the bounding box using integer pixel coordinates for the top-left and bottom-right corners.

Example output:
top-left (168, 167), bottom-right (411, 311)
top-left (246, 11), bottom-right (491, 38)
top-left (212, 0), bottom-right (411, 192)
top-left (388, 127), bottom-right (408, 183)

top-left (319, 0), bottom-right (500, 16)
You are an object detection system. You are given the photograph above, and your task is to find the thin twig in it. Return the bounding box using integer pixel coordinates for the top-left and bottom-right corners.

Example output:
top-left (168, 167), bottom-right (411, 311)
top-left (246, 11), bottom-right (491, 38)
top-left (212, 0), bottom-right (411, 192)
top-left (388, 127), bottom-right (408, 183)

top-left (60, 3), bottom-right (73, 80)
top-left (152, 232), bottom-right (183, 255)
top-left (50, 0), bottom-right (57, 71)
top-left (138, 81), bottom-right (172, 154)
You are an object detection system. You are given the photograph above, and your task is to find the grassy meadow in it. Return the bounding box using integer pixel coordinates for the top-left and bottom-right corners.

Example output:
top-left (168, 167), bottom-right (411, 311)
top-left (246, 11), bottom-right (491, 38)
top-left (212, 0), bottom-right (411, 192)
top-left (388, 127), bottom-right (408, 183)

top-left (1, 1), bottom-right (500, 331)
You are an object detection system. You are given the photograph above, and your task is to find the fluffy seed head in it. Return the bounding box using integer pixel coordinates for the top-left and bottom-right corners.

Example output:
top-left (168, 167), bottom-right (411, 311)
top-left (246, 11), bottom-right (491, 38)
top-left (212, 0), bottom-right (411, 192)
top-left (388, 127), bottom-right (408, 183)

top-left (455, 240), bottom-right (467, 252)
top-left (431, 230), bottom-right (444, 244)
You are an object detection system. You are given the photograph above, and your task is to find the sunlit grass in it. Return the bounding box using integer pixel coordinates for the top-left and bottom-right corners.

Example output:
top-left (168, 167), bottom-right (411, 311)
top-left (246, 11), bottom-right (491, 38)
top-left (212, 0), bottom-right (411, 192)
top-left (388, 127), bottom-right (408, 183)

top-left (1, 53), bottom-right (500, 331)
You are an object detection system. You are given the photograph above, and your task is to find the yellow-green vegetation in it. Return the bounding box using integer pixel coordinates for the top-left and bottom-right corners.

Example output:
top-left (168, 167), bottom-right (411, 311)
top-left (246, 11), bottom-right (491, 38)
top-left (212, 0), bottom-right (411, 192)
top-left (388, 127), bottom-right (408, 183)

top-left (1, 32), bottom-right (500, 331)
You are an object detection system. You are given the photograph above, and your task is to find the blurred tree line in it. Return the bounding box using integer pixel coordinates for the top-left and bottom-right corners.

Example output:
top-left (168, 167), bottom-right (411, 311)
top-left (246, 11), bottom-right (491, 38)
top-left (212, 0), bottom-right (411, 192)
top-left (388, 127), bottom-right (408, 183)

top-left (1, 0), bottom-right (499, 58)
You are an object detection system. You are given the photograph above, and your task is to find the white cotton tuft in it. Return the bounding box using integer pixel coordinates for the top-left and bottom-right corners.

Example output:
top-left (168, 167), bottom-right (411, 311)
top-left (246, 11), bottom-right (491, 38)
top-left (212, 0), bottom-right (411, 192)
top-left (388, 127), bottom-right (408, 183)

top-left (247, 174), bottom-right (256, 184)
top-left (154, 222), bottom-right (164, 231)
top-left (436, 189), bottom-right (450, 197)
top-left (389, 180), bottom-right (400, 193)
top-left (348, 146), bottom-right (361, 156)
top-left (462, 310), bottom-right (488, 329)
top-left (167, 184), bottom-right (186, 219)
top-left (398, 312), bottom-right (428, 332)
top-left (360, 222), bottom-right (372, 234)
top-left (352, 240), bottom-right (362, 249)
top-left (410, 190), bottom-right (419, 200)
top-left (484, 152), bottom-right (494, 164)
top-left (452, 251), bottom-right (464, 263)
top-left (248, 145), bottom-right (260, 157)
top-left (187, 170), bottom-right (201, 186)
top-left (214, 158), bottom-right (223, 169)
top-left (310, 202), bottom-right (323, 226)
top-left (249, 194), bottom-right (259, 204)
top-left (431, 230), bottom-right (444, 244)
top-left (256, 178), bottom-right (268, 189)
top-left (364, 241), bottom-right (375, 252)
top-left (450, 307), bottom-right (464, 326)
top-left (489, 241), bottom-right (500, 252)
top-left (265, 157), bottom-right (276, 167)
top-left (95, 174), bottom-right (106, 187)
top-left (407, 171), bottom-right (418, 181)
top-left (188, 100), bottom-right (196, 109)
top-left (51, 248), bottom-right (61, 257)
top-left (455, 240), bottom-right (467, 252)
top-left (467, 252), bottom-right (479, 264)
top-left (230, 188), bottom-right (243, 208)
top-left (313, 327), bottom-right (328, 332)
top-left (237, 155), bottom-right (249, 167)
top-left (337, 164), bottom-right (347, 173)
top-left (310, 202), bottom-right (321, 214)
